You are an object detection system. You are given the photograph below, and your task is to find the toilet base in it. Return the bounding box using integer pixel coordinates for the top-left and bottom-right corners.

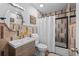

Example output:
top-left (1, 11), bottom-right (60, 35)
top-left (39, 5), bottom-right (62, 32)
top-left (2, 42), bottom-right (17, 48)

top-left (39, 51), bottom-right (45, 56)
top-left (35, 50), bottom-right (46, 56)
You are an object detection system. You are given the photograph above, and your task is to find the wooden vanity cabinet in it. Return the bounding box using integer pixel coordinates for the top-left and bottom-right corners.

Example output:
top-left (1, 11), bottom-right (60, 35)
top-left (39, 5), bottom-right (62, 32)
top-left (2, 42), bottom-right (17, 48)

top-left (9, 41), bottom-right (36, 56)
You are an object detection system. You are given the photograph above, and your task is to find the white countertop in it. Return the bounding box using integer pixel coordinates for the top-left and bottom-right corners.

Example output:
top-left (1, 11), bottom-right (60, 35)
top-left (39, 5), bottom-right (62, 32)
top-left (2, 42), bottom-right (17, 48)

top-left (9, 37), bottom-right (35, 48)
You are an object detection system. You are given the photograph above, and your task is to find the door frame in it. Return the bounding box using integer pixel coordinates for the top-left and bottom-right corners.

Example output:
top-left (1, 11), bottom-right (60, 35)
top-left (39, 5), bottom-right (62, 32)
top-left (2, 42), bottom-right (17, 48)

top-left (69, 15), bottom-right (76, 56)
top-left (55, 16), bottom-right (68, 49)
top-left (55, 16), bottom-right (69, 56)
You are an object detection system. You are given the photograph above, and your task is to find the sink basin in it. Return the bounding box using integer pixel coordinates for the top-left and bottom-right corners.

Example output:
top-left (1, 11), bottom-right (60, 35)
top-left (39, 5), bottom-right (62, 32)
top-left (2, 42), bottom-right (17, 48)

top-left (9, 37), bottom-right (35, 48)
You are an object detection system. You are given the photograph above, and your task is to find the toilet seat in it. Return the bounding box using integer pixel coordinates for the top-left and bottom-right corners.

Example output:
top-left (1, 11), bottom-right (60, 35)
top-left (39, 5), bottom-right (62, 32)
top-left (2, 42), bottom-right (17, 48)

top-left (36, 43), bottom-right (47, 51)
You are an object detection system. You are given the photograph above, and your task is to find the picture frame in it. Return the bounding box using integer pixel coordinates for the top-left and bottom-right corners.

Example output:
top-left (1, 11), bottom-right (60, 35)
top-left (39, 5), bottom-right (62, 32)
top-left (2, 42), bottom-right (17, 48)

top-left (30, 15), bottom-right (36, 24)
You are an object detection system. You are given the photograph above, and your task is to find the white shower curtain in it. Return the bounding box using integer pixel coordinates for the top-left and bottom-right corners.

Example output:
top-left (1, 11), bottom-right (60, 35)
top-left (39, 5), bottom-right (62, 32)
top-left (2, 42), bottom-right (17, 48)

top-left (47, 16), bottom-right (55, 52)
top-left (37, 16), bottom-right (55, 52)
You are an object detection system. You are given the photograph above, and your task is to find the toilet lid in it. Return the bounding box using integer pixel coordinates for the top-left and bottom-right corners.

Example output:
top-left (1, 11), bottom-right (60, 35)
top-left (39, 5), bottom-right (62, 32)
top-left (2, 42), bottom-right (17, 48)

top-left (37, 43), bottom-right (47, 49)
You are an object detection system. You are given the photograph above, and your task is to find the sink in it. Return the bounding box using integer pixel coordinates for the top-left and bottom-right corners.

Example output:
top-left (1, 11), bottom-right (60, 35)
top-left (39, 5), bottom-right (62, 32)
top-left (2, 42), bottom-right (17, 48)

top-left (8, 37), bottom-right (35, 48)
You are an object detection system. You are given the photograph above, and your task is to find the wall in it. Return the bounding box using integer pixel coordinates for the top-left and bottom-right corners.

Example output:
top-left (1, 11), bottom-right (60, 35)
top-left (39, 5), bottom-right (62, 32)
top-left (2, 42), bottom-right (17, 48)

top-left (0, 3), bottom-right (41, 26)
top-left (0, 3), bottom-right (41, 56)
top-left (0, 23), bottom-right (16, 56)
top-left (76, 4), bottom-right (79, 56)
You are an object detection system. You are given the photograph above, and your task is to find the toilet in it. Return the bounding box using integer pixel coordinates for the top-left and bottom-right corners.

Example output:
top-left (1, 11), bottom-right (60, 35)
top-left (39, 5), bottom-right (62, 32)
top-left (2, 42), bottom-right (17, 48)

top-left (31, 34), bottom-right (48, 56)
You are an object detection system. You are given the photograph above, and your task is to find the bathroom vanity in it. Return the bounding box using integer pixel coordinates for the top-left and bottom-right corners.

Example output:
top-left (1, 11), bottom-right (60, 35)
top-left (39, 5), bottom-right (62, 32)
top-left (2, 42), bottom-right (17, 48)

top-left (8, 37), bottom-right (36, 56)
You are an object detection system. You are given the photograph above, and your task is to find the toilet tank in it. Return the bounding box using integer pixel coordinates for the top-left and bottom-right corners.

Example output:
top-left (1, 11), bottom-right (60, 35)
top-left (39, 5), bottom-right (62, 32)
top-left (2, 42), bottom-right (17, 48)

top-left (31, 34), bottom-right (39, 45)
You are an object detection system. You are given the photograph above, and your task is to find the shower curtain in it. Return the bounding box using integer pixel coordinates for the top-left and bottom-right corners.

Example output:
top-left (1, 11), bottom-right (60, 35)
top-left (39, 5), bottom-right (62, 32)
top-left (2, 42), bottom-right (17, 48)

top-left (47, 16), bottom-right (55, 52)
top-left (37, 16), bottom-right (55, 52)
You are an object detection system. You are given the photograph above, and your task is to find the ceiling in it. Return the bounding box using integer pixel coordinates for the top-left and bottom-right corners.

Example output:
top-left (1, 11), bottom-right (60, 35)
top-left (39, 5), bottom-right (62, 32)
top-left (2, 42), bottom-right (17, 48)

top-left (17, 3), bottom-right (76, 14)
top-left (31, 3), bottom-right (67, 14)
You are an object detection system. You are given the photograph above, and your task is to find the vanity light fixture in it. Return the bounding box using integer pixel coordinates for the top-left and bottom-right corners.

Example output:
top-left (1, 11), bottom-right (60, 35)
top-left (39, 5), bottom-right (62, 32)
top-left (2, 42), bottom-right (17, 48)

top-left (9, 3), bottom-right (25, 11)
top-left (40, 4), bottom-right (44, 7)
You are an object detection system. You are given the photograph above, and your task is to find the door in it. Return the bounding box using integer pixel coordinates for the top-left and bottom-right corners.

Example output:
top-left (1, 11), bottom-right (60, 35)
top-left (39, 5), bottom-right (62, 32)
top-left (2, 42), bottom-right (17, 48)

top-left (55, 17), bottom-right (69, 56)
